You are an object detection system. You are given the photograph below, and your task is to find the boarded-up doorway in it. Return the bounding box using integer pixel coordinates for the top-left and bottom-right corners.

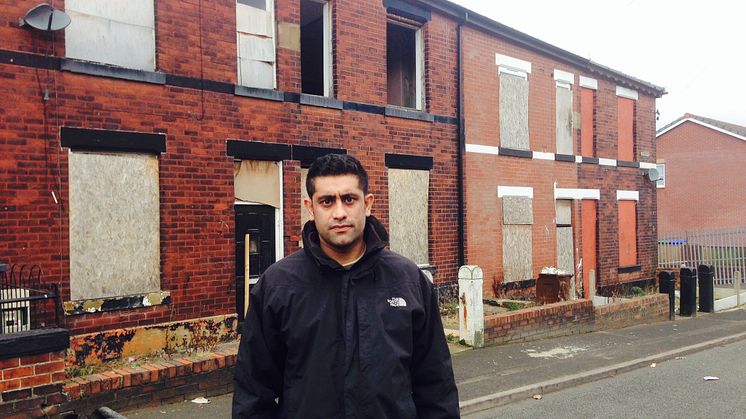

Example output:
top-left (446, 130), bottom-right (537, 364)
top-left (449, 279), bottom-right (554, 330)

top-left (581, 200), bottom-right (598, 298)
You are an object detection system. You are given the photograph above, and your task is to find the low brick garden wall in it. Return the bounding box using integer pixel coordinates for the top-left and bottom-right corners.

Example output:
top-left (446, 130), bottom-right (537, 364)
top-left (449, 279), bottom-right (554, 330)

top-left (483, 294), bottom-right (669, 346)
top-left (62, 348), bottom-right (238, 416)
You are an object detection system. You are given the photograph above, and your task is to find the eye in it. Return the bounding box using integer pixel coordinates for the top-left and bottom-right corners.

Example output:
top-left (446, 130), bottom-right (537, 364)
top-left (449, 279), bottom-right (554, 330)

top-left (319, 197), bottom-right (333, 206)
top-left (342, 195), bottom-right (356, 204)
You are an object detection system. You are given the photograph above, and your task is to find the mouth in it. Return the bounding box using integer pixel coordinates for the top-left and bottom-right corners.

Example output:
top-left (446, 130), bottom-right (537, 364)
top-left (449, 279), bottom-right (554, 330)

top-left (330, 224), bottom-right (353, 232)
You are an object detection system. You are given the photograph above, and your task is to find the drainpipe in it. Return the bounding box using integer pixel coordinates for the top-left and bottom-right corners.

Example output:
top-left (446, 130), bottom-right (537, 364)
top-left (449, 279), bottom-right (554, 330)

top-left (456, 15), bottom-right (466, 267)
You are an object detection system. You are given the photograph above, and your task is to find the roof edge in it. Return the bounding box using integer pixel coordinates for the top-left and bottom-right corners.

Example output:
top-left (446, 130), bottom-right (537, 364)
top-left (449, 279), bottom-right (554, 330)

top-left (656, 118), bottom-right (746, 142)
top-left (416, 0), bottom-right (667, 98)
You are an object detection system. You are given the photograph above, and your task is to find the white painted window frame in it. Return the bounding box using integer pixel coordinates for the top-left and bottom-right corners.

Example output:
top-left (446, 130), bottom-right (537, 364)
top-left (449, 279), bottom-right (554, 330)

top-left (322, 1), bottom-right (333, 97)
top-left (236, 0), bottom-right (277, 89)
top-left (656, 163), bottom-right (666, 188)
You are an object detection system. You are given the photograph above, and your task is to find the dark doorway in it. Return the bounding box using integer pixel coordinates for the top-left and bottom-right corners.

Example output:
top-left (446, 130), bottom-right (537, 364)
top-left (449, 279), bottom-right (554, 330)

top-left (235, 204), bottom-right (276, 322)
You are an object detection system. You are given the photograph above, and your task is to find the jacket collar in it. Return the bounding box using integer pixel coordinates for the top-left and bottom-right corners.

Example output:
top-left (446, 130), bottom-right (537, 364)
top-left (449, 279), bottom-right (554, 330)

top-left (302, 216), bottom-right (388, 272)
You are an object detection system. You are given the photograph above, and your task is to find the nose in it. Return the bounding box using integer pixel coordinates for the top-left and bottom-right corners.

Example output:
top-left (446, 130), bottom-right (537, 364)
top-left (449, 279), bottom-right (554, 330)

top-left (331, 199), bottom-right (346, 220)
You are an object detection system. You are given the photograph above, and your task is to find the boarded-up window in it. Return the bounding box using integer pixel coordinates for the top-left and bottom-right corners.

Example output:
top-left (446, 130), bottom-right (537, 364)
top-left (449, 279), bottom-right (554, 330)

top-left (618, 200), bottom-right (637, 266)
top-left (65, 0), bottom-right (155, 71)
top-left (234, 160), bottom-right (281, 208)
top-left (555, 84), bottom-right (573, 155)
top-left (68, 152), bottom-right (160, 300)
top-left (580, 87), bottom-right (595, 157)
top-left (502, 196), bottom-right (533, 282)
top-left (499, 73), bottom-right (529, 149)
top-left (388, 169), bottom-right (429, 264)
top-left (237, 0), bottom-right (276, 89)
top-left (617, 97), bottom-right (635, 161)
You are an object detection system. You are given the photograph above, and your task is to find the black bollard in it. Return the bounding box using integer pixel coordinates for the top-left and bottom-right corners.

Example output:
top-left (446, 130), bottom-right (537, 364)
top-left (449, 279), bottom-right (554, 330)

top-left (679, 267), bottom-right (697, 317)
top-left (698, 264), bottom-right (715, 313)
top-left (659, 270), bottom-right (676, 320)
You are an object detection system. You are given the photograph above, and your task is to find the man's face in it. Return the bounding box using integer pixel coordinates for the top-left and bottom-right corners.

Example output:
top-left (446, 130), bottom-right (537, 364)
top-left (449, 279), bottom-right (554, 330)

top-left (304, 174), bottom-right (374, 261)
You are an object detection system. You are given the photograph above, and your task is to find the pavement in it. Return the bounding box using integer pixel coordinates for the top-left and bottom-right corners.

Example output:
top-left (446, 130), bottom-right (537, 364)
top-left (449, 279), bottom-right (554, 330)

top-left (454, 306), bottom-right (746, 415)
top-left (124, 306), bottom-right (746, 418)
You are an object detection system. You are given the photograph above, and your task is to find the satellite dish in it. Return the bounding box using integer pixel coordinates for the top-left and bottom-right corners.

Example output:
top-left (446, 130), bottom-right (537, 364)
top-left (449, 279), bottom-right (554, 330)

top-left (645, 167), bottom-right (660, 182)
top-left (20, 4), bottom-right (71, 32)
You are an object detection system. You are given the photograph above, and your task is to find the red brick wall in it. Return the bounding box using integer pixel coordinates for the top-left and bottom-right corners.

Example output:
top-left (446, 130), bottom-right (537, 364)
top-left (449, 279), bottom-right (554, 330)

top-left (0, 351), bottom-right (67, 418)
top-left (657, 121), bottom-right (746, 234)
top-left (0, 0), bottom-right (461, 336)
top-left (462, 26), bottom-right (659, 296)
top-left (483, 294), bottom-right (668, 346)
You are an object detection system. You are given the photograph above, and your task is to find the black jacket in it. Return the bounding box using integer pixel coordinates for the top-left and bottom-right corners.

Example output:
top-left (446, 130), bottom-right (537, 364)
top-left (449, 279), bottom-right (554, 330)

top-left (232, 217), bottom-right (460, 418)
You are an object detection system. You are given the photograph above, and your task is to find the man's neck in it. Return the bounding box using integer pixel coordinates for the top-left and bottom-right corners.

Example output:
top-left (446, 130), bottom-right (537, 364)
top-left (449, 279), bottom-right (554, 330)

top-left (319, 240), bottom-right (366, 266)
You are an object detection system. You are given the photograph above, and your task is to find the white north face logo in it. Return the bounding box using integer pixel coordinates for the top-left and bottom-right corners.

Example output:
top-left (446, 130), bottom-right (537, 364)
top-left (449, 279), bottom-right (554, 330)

top-left (388, 297), bottom-right (407, 307)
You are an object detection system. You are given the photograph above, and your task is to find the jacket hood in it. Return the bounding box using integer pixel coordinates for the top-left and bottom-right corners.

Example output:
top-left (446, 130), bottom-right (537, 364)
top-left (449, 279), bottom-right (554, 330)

top-left (302, 215), bottom-right (389, 271)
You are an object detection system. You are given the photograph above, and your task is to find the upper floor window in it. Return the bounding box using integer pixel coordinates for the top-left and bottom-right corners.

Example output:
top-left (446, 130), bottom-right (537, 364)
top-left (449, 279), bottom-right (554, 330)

top-left (65, 0), bottom-right (155, 71)
top-left (579, 76), bottom-right (597, 157)
top-left (387, 19), bottom-right (424, 110)
top-left (496, 54), bottom-right (531, 150)
top-left (301, 0), bottom-right (332, 97)
top-left (554, 70), bottom-right (574, 155)
top-left (656, 163), bottom-right (666, 188)
top-left (616, 86), bottom-right (638, 162)
top-left (237, 0), bottom-right (276, 89)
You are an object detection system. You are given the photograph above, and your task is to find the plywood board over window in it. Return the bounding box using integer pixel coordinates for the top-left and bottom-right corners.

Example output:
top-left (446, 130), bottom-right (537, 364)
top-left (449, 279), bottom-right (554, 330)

top-left (618, 200), bottom-right (638, 266)
top-left (580, 87), bottom-right (595, 157)
top-left (388, 169), bottom-right (429, 265)
top-left (555, 200), bottom-right (574, 275)
top-left (65, 0), bottom-right (156, 71)
top-left (555, 85), bottom-right (573, 155)
top-left (237, 0), bottom-right (276, 89)
top-left (68, 152), bottom-right (160, 300)
top-left (617, 97), bottom-right (635, 161)
top-left (501, 196), bottom-right (533, 282)
top-left (499, 73), bottom-right (529, 149)
top-left (234, 160), bottom-right (281, 208)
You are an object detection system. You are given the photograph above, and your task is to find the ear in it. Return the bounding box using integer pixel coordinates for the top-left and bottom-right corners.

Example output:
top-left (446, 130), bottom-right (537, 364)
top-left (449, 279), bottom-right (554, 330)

top-left (364, 193), bottom-right (374, 217)
top-left (304, 197), bottom-right (315, 220)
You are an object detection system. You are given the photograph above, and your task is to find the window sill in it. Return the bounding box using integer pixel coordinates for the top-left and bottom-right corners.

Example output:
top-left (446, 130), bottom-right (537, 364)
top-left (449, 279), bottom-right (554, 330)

top-left (498, 147), bottom-right (533, 159)
top-left (234, 85), bottom-right (284, 102)
top-left (300, 94), bottom-right (343, 110)
top-left (555, 153), bottom-right (576, 162)
top-left (581, 156), bottom-right (600, 164)
top-left (384, 106), bottom-right (434, 122)
top-left (618, 265), bottom-right (642, 274)
top-left (617, 160), bottom-right (640, 168)
top-left (63, 291), bottom-right (171, 316)
top-left (61, 59), bottom-right (165, 84)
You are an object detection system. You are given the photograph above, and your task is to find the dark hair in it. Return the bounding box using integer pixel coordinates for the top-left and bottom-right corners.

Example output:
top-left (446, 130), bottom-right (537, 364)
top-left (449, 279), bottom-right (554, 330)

top-left (306, 154), bottom-right (369, 197)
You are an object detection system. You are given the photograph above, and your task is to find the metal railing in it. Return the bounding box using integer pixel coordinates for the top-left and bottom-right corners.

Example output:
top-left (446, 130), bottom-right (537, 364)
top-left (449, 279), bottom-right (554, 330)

top-left (658, 227), bottom-right (746, 286)
top-left (0, 263), bottom-right (62, 334)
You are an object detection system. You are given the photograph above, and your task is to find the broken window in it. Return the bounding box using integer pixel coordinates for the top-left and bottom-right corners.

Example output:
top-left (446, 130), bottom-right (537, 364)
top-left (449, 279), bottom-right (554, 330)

top-left (65, 0), bottom-right (155, 71)
top-left (301, 0), bottom-right (332, 96)
top-left (237, 0), bottom-right (276, 89)
top-left (68, 151), bottom-right (161, 300)
top-left (387, 20), bottom-right (424, 110)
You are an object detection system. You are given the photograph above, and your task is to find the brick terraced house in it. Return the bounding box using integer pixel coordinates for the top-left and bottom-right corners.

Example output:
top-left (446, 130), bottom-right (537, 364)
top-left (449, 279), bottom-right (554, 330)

top-left (0, 0), bottom-right (664, 414)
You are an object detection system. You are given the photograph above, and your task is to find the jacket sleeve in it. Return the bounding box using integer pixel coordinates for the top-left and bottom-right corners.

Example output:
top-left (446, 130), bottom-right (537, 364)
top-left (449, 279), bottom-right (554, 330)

top-left (232, 278), bottom-right (286, 419)
top-left (411, 274), bottom-right (461, 418)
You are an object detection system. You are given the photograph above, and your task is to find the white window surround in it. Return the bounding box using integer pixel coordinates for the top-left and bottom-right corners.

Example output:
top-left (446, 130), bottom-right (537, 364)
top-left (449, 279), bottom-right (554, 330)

top-left (616, 190), bottom-right (640, 201)
top-left (533, 151), bottom-right (555, 160)
top-left (465, 143), bottom-right (500, 155)
top-left (579, 76), bottom-right (598, 90)
top-left (554, 69), bottom-right (574, 85)
top-left (497, 186), bottom-right (534, 198)
top-left (554, 187), bottom-right (600, 200)
top-left (639, 162), bottom-right (657, 169)
top-left (616, 86), bottom-right (639, 101)
top-left (598, 158), bottom-right (617, 166)
top-left (496, 53), bottom-right (532, 74)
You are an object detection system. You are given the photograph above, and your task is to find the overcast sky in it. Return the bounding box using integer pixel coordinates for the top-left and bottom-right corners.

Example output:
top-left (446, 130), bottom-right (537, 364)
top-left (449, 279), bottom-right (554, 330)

top-left (450, 0), bottom-right (746, 130)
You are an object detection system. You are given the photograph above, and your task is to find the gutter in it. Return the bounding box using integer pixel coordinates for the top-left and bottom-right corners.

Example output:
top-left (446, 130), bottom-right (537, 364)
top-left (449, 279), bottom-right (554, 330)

top-left (456, 18), bottom-right (465, 267)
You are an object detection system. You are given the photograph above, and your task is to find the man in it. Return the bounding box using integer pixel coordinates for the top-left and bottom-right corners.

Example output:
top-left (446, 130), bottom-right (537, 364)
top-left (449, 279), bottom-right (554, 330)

top-left (232, 154), bottom-right (459, 418)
